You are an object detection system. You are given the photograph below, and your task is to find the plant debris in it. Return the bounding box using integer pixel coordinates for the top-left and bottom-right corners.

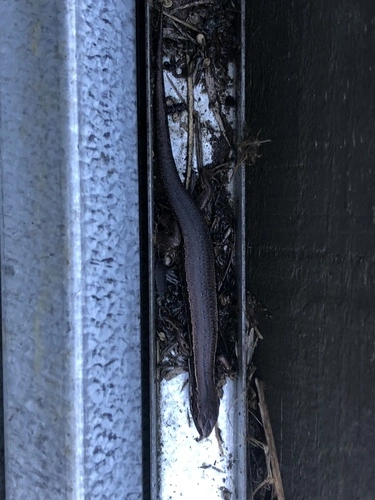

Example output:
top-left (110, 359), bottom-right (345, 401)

top-left (152, 0), bottom-right (283, 496)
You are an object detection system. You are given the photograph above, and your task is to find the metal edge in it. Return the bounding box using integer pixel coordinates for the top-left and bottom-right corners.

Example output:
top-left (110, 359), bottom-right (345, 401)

top-left (62, 2), bottom-right (85, 495)
top-left (145, 3), bottom-right (159, 499)
top-left (234, 2), bottom-right (249, 497)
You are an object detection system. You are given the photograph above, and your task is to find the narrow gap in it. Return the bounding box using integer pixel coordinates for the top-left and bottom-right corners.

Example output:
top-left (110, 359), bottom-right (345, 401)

top-left (0, 267), bottom-right (5, 498)
top-left (136, 2), bottom-right (151, 499)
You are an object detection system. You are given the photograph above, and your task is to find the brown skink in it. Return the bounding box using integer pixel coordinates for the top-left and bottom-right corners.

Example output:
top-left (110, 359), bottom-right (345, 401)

top-left (154, 13), bottom-right (220, 438)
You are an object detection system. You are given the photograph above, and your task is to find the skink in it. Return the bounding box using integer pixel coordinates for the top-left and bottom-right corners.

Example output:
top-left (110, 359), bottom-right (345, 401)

top-left (154, 13), bottom-right (220, 439)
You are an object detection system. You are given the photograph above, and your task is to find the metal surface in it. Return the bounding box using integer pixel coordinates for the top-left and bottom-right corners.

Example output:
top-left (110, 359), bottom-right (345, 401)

top-left (148, 2), bottom-right (248, 498)
top-left (0, 1), bottom-right (141, 498)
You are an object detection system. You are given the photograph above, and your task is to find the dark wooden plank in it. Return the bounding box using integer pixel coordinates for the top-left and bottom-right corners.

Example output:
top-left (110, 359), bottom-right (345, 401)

top-left (246, 1), bottom-right (375, 498)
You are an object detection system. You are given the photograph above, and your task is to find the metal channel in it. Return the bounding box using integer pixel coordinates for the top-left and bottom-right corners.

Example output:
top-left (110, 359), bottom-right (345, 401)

top-left (148, 2), bottom-right (248, 498)
top-left (0, 1), bottom-right (142, 498)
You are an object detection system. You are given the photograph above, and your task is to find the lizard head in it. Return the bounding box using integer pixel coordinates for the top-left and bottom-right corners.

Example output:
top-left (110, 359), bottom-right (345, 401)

top-left (191, 388), bottom-right (220, 439)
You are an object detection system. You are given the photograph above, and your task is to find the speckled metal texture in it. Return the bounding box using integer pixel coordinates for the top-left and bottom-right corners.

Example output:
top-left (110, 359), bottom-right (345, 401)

top-left (0, 1), bottom-right (141, 498)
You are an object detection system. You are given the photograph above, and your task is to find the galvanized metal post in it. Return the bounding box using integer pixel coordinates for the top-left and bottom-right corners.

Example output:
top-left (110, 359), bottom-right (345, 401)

top-left (0, 1), bottom-right (142, 498)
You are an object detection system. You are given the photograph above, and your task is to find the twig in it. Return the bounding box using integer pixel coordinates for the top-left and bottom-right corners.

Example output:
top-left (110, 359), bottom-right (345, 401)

top-left (171, 0), bottom-right (215, 13)
top-left (163, 11), bottom-right (201, 33)
top-left (185, 54), bottom-right (194, 189)
top-left (204, 62), bottom-right (232, 148)
top-left (194, 111), bottom-right (203, 172)
top-left (215, 424), bottom-right (225, 456)
top-left (217, 239), bottom-right (234, 294)
top-left (252, 478), bottom-right (275, 498)
top-left (255, 379), bottom-right (285, 500)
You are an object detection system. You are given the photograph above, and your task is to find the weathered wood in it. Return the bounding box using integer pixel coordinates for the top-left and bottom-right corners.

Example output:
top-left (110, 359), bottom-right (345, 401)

top-left (246, 1), bottom-right (375, 498)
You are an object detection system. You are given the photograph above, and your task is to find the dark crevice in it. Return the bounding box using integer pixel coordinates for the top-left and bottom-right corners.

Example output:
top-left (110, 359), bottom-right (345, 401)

top-left (136, 1), bottom-right (151, 499)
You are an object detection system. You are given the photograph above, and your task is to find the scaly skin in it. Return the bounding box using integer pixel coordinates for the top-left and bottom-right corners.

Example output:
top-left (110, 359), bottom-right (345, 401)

top-left (154, 12), bottom-right (219, 439)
